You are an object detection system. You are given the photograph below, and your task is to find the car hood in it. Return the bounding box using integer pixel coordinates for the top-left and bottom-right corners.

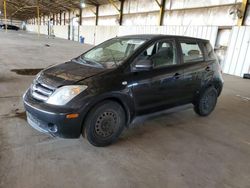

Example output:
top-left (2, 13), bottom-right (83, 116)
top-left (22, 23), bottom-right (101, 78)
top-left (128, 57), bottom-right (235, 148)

top-left (37, 61), bottom-right (107, 88)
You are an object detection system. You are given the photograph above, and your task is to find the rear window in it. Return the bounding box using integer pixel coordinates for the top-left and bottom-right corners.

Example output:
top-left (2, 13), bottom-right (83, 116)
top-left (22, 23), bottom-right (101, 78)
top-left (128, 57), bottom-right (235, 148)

top-left (180, 42), bottom-right (204, 63)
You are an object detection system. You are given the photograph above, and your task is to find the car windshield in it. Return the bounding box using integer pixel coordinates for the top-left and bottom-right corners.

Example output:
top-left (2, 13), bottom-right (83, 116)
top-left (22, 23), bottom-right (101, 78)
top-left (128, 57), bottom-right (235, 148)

top-left (74, 38), bottom-right (147, 69)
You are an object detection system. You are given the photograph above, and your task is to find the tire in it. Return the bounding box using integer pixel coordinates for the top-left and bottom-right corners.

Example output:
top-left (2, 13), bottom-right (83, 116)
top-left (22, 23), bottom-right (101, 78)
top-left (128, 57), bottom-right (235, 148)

top-left (194, 87), bottom-right (218, 116)
top-left (83, 100), bottom-right (125, 147)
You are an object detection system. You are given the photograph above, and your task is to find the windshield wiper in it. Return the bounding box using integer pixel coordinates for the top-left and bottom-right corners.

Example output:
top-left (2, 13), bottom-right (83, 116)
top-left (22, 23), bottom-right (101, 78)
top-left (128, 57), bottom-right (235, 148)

top-left (78, 56), bottom-right (104, 68)
top-left (71, 56), bottom-right (87, 64)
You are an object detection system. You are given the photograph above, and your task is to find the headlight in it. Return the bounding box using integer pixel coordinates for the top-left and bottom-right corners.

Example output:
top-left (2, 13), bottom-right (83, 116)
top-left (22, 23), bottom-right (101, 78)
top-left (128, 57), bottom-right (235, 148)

top-left (47, 85), bottom-right (88, 105)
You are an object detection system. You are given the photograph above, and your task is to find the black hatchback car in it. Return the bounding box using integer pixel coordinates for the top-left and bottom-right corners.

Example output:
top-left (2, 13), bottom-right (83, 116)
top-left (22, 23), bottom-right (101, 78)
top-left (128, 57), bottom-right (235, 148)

top-left (1, 24), bottom-right (20, 30)
top-left (23, 35), bottom-right (223, 146)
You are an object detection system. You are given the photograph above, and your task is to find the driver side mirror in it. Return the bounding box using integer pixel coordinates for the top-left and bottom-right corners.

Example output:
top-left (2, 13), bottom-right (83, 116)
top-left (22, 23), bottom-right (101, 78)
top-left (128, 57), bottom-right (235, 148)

top-left (134, 59), bottom-right (153, 71)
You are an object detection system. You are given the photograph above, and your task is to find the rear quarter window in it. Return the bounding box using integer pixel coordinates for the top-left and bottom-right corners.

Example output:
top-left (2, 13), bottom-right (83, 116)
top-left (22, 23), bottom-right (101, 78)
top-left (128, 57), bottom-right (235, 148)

top-left (180, 41), bottom-right (204, 63)
top-left (204, 42), bottom-right (217, 61)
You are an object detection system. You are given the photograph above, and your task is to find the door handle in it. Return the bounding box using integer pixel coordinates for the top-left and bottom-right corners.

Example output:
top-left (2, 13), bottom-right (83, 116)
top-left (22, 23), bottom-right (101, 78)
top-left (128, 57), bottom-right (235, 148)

top-left (205, 66), bottom-right (211, 72)
top-left (173, 73), bottom-right (181, 79)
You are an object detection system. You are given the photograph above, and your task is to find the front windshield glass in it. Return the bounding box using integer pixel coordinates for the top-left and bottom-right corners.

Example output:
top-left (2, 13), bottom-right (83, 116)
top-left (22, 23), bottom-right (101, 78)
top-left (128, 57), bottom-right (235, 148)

top-left (76, 38), bottom-right (147, 69)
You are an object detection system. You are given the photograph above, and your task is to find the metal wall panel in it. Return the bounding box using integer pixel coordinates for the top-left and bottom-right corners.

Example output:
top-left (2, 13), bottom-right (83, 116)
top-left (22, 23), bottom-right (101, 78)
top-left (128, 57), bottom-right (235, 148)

top-left (78, 0), bottom-right (242, 26)
top-left (26, 24), bottom-right (218, 48)
top-left (39, 25), bottom-right (48, 35)
top-left (94, 26), bottom-right (119, 44)
top-left (26, 25), bottom-right (44, 34)
top-left (53, 25), bottom-right (69, 39)
top-left (223, 26), bottom-right (250, 77)
top-left (169, 0), bottom-right (242, 9)
top-left (79, 26), bottom-right (96, 44)
top-left (118, 25), bottom-right (218, 47)
top-left (1, 19), bottom-right (22, 26)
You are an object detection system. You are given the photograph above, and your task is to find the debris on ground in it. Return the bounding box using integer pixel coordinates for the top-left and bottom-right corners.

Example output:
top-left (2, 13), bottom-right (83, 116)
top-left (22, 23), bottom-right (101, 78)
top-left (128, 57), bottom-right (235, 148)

top-left (236, 95), bottom-right (250, 101)
top-left (1, 108), bottom-right (27, 120)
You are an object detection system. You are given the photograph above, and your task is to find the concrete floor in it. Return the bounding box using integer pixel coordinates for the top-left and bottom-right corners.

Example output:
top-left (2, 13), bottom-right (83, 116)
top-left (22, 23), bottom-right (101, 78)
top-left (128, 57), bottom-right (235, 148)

top-left (0, 30), bottom-right (250, 188)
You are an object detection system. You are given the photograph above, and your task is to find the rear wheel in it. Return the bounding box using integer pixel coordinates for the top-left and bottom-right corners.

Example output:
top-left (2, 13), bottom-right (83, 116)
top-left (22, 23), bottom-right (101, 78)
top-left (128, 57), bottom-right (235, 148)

top-left (83, 100), bottom-right (125, 147)
top-left (194, 87), bottom-right (218, 116)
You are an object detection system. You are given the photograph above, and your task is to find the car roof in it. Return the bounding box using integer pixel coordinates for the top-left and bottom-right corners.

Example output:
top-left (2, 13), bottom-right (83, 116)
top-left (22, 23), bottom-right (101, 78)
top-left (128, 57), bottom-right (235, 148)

top-left (118, 34), bottom-right (209, 42)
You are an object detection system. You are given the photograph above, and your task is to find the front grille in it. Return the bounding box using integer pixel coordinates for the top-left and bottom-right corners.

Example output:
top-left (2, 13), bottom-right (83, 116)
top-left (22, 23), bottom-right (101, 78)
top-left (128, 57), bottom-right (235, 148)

top-left (31, 81), bottom-right (55, 101)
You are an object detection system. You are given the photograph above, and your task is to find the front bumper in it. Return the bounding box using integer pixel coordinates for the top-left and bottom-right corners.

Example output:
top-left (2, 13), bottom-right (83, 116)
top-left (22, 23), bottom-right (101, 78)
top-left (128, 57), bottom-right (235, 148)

top-left (23, 89), bottom-right (83, 138)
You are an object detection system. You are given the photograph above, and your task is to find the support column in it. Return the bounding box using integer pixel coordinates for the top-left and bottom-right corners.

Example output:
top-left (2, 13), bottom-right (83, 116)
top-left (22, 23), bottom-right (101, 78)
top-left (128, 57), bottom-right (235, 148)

top-left (237, 0), bottom-right (248, 26)
top-left (64, 12), bottom-right (66, 25)
top-left (95, 5), bottom-right (99, 26)
top-left (60, 11), bottom-right (62, 25)
top-left (79, 8), bottom-right (82, 25)
top-left (68, 11), bottom-right (71, 25)
top-left (53, 14), bottom-right (55, 25)
top-left (56, 14), bottom-right (58, 25)
top-left (159, 0), bottom-right (166, 25)
top-left (119, 0), bottom-right (125, 25)
top-left (108, 0), bottom-right (124, 25)
top-left (68, 11), bottom-right (71, 40)
top-left (3, 0), bottom-right (7, 32)
top-left (36, 0), bottom-right (40, 37)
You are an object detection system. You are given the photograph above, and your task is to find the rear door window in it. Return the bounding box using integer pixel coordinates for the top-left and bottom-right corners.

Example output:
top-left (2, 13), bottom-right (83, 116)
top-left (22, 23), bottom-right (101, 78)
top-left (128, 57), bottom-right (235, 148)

top-left (180, 41), bottom-right (204, 63)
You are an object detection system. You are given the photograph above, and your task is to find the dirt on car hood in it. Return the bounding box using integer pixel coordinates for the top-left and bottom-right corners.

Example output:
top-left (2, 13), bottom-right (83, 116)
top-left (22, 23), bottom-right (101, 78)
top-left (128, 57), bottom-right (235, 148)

top-left (37, 61), bottom-right (107, 88)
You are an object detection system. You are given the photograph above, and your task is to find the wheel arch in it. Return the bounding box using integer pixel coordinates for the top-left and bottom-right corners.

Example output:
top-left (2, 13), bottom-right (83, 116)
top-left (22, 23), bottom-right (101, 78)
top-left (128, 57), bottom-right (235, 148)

top-left (202, 80), bottom-right (222, 97)
top-left (194, 80), bottom-right (221, 104)
top-left (80, 95), bottom-right (135, 133)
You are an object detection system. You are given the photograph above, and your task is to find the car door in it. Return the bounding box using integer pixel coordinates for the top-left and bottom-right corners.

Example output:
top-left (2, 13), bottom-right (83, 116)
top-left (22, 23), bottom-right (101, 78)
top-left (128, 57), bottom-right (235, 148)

top-left (127, 39), bottom-right (186, 114)
top-left (178, 39), bottom-right (210, 101)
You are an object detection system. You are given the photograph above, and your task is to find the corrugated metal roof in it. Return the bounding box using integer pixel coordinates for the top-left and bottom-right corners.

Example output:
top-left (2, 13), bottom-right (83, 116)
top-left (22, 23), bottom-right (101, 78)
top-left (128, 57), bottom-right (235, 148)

top-left (0, 0), bottom-right (119, 20)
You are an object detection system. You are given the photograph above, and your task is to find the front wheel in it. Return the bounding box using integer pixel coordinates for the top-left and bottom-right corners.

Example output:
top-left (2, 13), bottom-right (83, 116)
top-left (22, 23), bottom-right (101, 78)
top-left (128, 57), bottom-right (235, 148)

top-left (83, 100), bottom-right (125, 147)
top-left (194, 87), bottom-right (218, 116)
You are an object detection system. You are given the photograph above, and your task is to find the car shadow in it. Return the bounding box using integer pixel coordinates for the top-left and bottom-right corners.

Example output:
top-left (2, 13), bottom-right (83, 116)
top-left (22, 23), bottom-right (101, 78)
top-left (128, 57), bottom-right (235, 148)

top-left (117, 104), bottom-right (194, 145)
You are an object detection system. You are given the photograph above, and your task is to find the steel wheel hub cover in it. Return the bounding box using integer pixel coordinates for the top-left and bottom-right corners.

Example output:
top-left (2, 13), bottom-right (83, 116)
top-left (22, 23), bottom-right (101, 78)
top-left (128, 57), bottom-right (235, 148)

top-left (95, 111), bottom-right (118, 138)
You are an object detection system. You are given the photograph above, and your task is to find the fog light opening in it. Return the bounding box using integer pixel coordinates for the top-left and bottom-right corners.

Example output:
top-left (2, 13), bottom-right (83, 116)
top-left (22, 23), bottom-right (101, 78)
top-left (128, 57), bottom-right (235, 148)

top-left (48, 123), bottom-right (57, 133)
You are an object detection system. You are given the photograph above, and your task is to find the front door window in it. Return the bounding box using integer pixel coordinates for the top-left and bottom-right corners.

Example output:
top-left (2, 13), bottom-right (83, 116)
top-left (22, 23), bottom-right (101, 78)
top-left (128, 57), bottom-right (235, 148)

top-left (133, 40), bottom-right (177, 70)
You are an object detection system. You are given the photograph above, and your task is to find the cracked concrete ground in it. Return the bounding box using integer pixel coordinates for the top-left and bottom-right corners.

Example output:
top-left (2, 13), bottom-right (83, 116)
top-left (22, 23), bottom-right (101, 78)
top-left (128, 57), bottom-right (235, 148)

top-left (0, 30), bottom-right (250, 188)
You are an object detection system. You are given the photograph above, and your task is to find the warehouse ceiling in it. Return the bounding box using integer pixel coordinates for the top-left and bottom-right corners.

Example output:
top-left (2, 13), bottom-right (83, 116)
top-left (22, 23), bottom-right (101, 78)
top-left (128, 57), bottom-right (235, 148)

top-left (0, 0), bottom-right (119, 20)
